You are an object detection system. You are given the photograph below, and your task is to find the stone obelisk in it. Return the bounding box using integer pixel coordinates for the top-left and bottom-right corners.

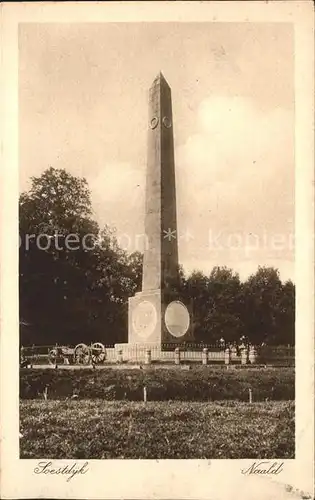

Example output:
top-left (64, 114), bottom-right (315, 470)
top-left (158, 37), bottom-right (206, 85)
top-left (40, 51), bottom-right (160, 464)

top-left (127, 72), bottom-right (193, 347)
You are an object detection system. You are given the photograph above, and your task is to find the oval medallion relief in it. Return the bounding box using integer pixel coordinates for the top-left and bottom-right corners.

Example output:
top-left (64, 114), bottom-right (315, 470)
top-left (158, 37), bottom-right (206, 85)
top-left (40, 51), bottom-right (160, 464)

top-left (132, 300), bottom-right (157, 339)
top-left (165, 301), bottom-right (190, 337)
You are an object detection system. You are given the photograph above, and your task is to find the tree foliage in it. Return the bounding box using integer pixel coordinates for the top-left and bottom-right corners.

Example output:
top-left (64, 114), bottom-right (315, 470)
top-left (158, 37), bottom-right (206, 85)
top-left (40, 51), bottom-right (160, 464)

top-left (181, 266), bottom-right (294, 346)
top-left (19, 168), bottom-right (139, 346)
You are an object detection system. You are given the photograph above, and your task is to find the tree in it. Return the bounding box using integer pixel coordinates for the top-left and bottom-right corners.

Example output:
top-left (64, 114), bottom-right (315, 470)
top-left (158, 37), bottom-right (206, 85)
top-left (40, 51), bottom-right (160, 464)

top-left (183, 265), bottom-right (294, 346)
top-left (120, 251), bottom-right (143, 297)
top-left (276, 279), bottom-right (295, 345)
top-left (183, 270), bottom-right (210, 342)
top-left (19, 168), bottom-right (141, 346)
top-left (20, 168), bottom-right (97, 344)
top-left (182, 267), bottom-right (243, 344)
top-left (205, 267), bottom-right (244, 344)
top-left (242, 266), bottom-right (287, 345)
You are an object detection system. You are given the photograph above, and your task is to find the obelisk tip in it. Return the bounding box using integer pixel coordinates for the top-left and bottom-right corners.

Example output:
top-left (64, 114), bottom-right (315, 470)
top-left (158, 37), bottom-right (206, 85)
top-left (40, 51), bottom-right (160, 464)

top-left (152, 71), bottom-right (170, 88)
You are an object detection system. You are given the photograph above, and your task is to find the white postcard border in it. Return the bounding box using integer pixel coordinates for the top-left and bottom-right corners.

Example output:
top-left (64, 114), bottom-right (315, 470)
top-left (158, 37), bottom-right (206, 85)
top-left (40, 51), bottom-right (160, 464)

top-left (1, 2), bottom-right (314, 499)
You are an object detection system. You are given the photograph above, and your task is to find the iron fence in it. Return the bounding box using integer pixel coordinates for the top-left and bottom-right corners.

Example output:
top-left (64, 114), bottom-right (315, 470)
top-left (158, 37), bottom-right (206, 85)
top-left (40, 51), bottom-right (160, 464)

top-left (20, 343), bottom-right (295, 367)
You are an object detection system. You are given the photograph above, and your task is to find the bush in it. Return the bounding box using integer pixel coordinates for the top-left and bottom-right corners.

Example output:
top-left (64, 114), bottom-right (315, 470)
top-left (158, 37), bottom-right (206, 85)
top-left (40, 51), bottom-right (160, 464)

top-left (20, 366), bottom-right (294, 401)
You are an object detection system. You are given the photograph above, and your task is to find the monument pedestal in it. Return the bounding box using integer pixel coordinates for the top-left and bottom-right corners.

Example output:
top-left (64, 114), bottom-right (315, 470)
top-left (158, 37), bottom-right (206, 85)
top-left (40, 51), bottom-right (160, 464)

top-left (128, 290), bottom-right (193, 346)
top-left (115, 289), bottom-right (193, 362)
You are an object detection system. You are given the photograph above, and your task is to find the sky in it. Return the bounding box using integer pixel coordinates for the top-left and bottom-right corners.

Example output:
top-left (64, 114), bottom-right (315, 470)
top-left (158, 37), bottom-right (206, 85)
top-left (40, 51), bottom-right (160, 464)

top-left (19, 22), bottom-right (294, 282)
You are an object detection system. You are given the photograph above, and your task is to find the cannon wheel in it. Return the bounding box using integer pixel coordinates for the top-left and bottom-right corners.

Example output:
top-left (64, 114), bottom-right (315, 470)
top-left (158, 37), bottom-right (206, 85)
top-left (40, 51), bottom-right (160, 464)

top-left (48, 348), bottom-right (60, 365)
top-left (74, 343), bottom-right (90, 365)
top-left (91, 342), bottom-right (106, 364)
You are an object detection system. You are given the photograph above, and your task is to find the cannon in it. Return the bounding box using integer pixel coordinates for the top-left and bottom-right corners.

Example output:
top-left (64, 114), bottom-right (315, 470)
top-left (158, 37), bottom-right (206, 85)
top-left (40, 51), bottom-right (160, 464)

top-left (47, 342), bottom-right (107, 366)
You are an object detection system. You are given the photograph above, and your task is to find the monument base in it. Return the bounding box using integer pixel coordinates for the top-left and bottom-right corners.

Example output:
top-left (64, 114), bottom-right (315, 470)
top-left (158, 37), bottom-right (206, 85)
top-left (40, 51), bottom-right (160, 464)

top-left (128, 289), bottom-right (194, 345)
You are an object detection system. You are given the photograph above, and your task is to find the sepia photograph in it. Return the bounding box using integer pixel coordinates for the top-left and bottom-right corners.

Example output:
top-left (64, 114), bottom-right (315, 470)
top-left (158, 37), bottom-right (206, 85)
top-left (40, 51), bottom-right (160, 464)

top-left (1, 2), bottom-right (314, 500)
top-left (18, 21), bottom-right (295, 460)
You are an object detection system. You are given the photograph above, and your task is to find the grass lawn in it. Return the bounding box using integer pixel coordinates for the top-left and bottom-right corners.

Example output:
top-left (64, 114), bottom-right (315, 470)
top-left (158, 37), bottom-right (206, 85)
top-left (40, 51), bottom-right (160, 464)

top-left (20, 399), bottom-right (294, 459)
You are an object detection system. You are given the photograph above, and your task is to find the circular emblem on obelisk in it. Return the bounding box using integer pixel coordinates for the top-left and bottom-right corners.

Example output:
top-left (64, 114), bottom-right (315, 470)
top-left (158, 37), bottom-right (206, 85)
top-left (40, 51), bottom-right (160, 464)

top-left (165, 301), bottom-right (190, 337)
top-left (132, 300), bottom-right (157, 339)
top-left (162, 116), bottom-right (172, 128)
top-left (150, 117), bottom-right (159, 129)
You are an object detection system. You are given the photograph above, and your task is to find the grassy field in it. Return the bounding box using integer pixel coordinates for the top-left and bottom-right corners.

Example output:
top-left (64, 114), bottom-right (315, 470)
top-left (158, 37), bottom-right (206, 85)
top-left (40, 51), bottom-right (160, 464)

top-left (20, 366), bottom-right (294, 401)
top-left (20, 399), bottom-right (294, 459)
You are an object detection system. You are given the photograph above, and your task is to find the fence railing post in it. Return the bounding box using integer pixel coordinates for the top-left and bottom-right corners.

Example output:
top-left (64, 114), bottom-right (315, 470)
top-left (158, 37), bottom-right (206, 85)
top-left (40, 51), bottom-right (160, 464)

top-left (90, 342), bottom-right (94, 367)
top-left (117, 348), bottom-right (123, 364)
top-left (224, 348), bottom-right (231, 365)
top-left (231, 346), bottom-right (237, 360)
top-left (30, 344), bottom-right (35, 368)
top-left (202, 347), bottom-right (208, 365)
top-left (145, 348), bottom-right (151, 365)
top-left (55, 343), bottom-right (58, 369)
top-left (241, 346), bottom-right (248, 365)
top-left (248, 346), bottom-right (257, 364)
top-left (174, 347), bottom-right (180, 365)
